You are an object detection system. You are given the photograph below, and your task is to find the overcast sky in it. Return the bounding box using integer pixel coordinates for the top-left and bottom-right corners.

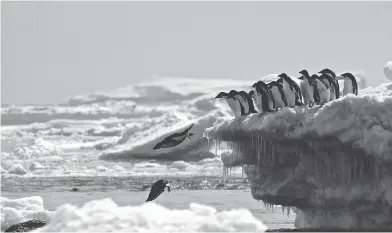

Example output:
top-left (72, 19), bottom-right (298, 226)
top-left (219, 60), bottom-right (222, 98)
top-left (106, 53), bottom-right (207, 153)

top-left (2, 1), bottom-right (392, 105)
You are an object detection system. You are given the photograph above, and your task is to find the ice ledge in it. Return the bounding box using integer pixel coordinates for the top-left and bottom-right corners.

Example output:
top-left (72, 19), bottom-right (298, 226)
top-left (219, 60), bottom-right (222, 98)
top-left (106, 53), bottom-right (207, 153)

top-left (204, 94), bottom-right (392, 162)
top-left (203, 92), bottom-right (392, 229)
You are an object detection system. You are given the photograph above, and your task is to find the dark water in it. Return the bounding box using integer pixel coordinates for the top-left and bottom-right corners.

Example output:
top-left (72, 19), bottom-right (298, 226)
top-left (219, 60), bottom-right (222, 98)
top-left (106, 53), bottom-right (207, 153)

top-left (1, 175), bottom-right (296, 229)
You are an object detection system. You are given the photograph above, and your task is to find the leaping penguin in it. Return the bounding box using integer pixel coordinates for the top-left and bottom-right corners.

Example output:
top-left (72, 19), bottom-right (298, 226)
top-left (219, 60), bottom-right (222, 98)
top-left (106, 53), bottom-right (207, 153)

top-left (338, 72), bottom-right (358, 96)
top-left (146, 179), bottom-right (171, 202)
top-left (215, 92), bottom-right (241, 117)
top-left (277, 73), bottom-right (304, 107)
top-left (298, 69), bottom-right (317, 107)
top-left (318, 68), bottom-right (340, 100)
top-left (153, 123), bottom-right (194, 150)
top-left (267, 81), bottom-right (288, 110)
top-left (251, 81), bottom-right (275, 113)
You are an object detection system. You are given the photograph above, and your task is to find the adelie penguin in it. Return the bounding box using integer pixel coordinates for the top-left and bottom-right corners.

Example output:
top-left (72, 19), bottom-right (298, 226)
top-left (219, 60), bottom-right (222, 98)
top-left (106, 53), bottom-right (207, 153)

top-left (237, 91), bottom-right (258, 115)
top-left (249, 90), bottom-right (262, 113)
top-left (228, 90), bottom-right (246, 116)
top-left (277, 73), bottom-right (304, 107)
top-left (215, 92), bottom-right (241, 117)
top-left (251, 81), bottom-right (275, 112)
top-left (313, 74), bottom-right (332, 105)
top-left (318, 68), bottom-right (340, 100)
top-left (298, 69), bottom-right (317, 107)
top-left (146, 179), bottom-right (171, 202)
top-left (337, 72), bottom-right (358, 96)
top-left (266, 81), bottom-right (288, 110)
top-left (153, 123), bottom-right (194, 150)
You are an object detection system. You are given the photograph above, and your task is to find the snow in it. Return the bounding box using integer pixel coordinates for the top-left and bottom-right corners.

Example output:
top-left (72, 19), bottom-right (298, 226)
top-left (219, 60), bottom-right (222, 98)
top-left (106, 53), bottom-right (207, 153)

top-left (384, 61), bottom-right (392, 81)
top-left (204, 82), bottom-right (392, 162)
top-left (0, 196), bottom-right (268, 232)
top-left (0, 196), bottom-right (52, 231)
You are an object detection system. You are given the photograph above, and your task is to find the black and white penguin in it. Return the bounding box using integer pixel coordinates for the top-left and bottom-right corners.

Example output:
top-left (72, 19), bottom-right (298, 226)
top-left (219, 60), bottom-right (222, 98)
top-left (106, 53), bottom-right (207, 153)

top-left (251, 81), bottom-right (275, 112)
top-left (215, 92), bottom-right (241, 117)
top-left (153, 123), bottom-right (194, 150)
top-left (228, 90), bottom-right (246, 116)
top-left (277, 73), bottom-right (304, 107)
top-left (146, 179), bottom-right (171, 202)
top-left (318, 68), bottom-right (340, 100)
top-left (248, 90), bottom-right (262, 113)
top-left (238, 91), bottom-right (258, 115)
top-left (298, 69), bottom-right (316, 107)
top-left (339, 72), bottom-right (358, 96)
top-left (314, 74), bottom-right (332, 105)
top-left (267, 81), bottom-right (288, 109)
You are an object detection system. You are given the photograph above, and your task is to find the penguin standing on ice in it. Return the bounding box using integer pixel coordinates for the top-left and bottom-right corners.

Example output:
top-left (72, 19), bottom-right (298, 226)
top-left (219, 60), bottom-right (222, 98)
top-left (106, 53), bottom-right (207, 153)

top-left (318, 68), bottom-right (340, 100)
top-left (249, 90), bottom-right (262, 113)
top-left (298, 69), bottom-right (317, 107)
top-left (228, 90), bottom-right (246, 116)
top-left (237, 91), bottom-right (258, 115)
top-left (277, 73), bottom-right (304, 107)
top-left (338, 72), bottom-right (358, 96)
top-left (266, 81), bottom-right (288, 110)
top-left (314, 74), bottom-right (332, 105)
top-left (251, 81), bottom-right (275, 112)
top-left (146, 179), bottom-right (171, 202)
top-left (215, 92), bottom-right (241, 116)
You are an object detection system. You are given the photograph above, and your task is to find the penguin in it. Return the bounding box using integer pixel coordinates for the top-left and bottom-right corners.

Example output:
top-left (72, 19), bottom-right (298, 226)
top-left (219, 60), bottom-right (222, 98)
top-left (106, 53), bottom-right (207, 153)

top-left (146, 179), bottom-right (171, 202)
top-left (251, 81), bottom-right (275, 112)
top-left (277, 73), bottom-right (304, 107)
top-left (266, 81), bottom-right (288, 109)
top-left (238, 91), bottom-right (258, 114)
top-left (228, 90), bottom-right (246, 116)
top-left (298, 69), bottom-right (316, 107)
top-left (215, 92), bottom-right (241, 117)
top-left (233, 91), bottom-right (250, 115)
top-left (248, 90), bottom-right (262, 113)
top-left (313, 74), bottom-right (332, 105)
top-left (338, 72), bottom-right (358, 96)
top-left (318, 68), bottom-right (340, 100)
top-left (153, 123), bottom-right (194, 150)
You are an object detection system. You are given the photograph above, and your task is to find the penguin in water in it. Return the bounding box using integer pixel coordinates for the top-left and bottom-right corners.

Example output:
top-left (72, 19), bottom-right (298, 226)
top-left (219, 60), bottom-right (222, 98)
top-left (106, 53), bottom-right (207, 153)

top-left (153, 123), bottom-right (194, 150)
top-left (298, 70), bottom-right (317, 107)
top-left (318, 68), bottom-right (340, 100)
top-left (146, 179), bottom-right (171, 202)
top-left (277, 73), bottom-right (304, 107)
top-left (248, 90), bottom-right (262, 113)
top-left (215, 92), bottom-right (241, 117)
top-left (313, 74), bottom-right (332, 105)
top-left (266, 81), bottom-right (288, 110)
top-left (237, 91), bottom-right (258, 115)
top-left (251, 81), bottom-right (275, 112)
top-left (338, 72), bottom-right (358, 96)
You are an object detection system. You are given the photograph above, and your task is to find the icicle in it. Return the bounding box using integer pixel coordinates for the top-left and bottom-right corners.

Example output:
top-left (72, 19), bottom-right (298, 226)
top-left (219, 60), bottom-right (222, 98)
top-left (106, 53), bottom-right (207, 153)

top-left (242, 165), bottom-right (244, 178)
top-left (287, 206), bottom-right (291, 217)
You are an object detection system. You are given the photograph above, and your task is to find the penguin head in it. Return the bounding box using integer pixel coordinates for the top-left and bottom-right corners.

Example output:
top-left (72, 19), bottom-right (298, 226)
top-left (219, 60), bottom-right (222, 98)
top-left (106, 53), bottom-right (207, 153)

top-left (228, 90), bottom-right (239, 99)
top-left (278, 73), bottom-right (290, 83)
top-left (309, 74), bottom-right (319, 86)
top-left (340, 72), bottom-right (355, 80)
top-left (238, 91), bottom-right (249, 98)
top-left (319, 68), bottom-right (336, 78)
top-left (299, 70), bottom-right (310, 79)
top-left (215, 92), bottom-right (228, 99)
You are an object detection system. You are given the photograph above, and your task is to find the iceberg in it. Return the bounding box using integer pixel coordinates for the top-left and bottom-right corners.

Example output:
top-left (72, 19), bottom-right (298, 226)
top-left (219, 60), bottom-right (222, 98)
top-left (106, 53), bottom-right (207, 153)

top-left (204, 82), bottom-right (392, 229)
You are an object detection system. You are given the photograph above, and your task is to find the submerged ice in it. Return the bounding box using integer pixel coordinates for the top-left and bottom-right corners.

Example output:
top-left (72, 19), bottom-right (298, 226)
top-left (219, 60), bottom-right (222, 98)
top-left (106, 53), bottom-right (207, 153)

top-left (204, 82), bottom-right (392, 229)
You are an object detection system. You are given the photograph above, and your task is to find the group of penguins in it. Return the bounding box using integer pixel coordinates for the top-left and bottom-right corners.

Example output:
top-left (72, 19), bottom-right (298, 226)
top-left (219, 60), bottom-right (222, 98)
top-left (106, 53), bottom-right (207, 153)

top-left (144, 69), bottom-right (359, 202)
top-left (215, 68), bottom-right (358, 116)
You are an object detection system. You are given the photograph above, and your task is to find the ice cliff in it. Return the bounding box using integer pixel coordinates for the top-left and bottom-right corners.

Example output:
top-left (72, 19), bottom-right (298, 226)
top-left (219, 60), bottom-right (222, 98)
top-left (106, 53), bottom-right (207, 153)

top-left (204, 82), bottom-right (392, 229)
